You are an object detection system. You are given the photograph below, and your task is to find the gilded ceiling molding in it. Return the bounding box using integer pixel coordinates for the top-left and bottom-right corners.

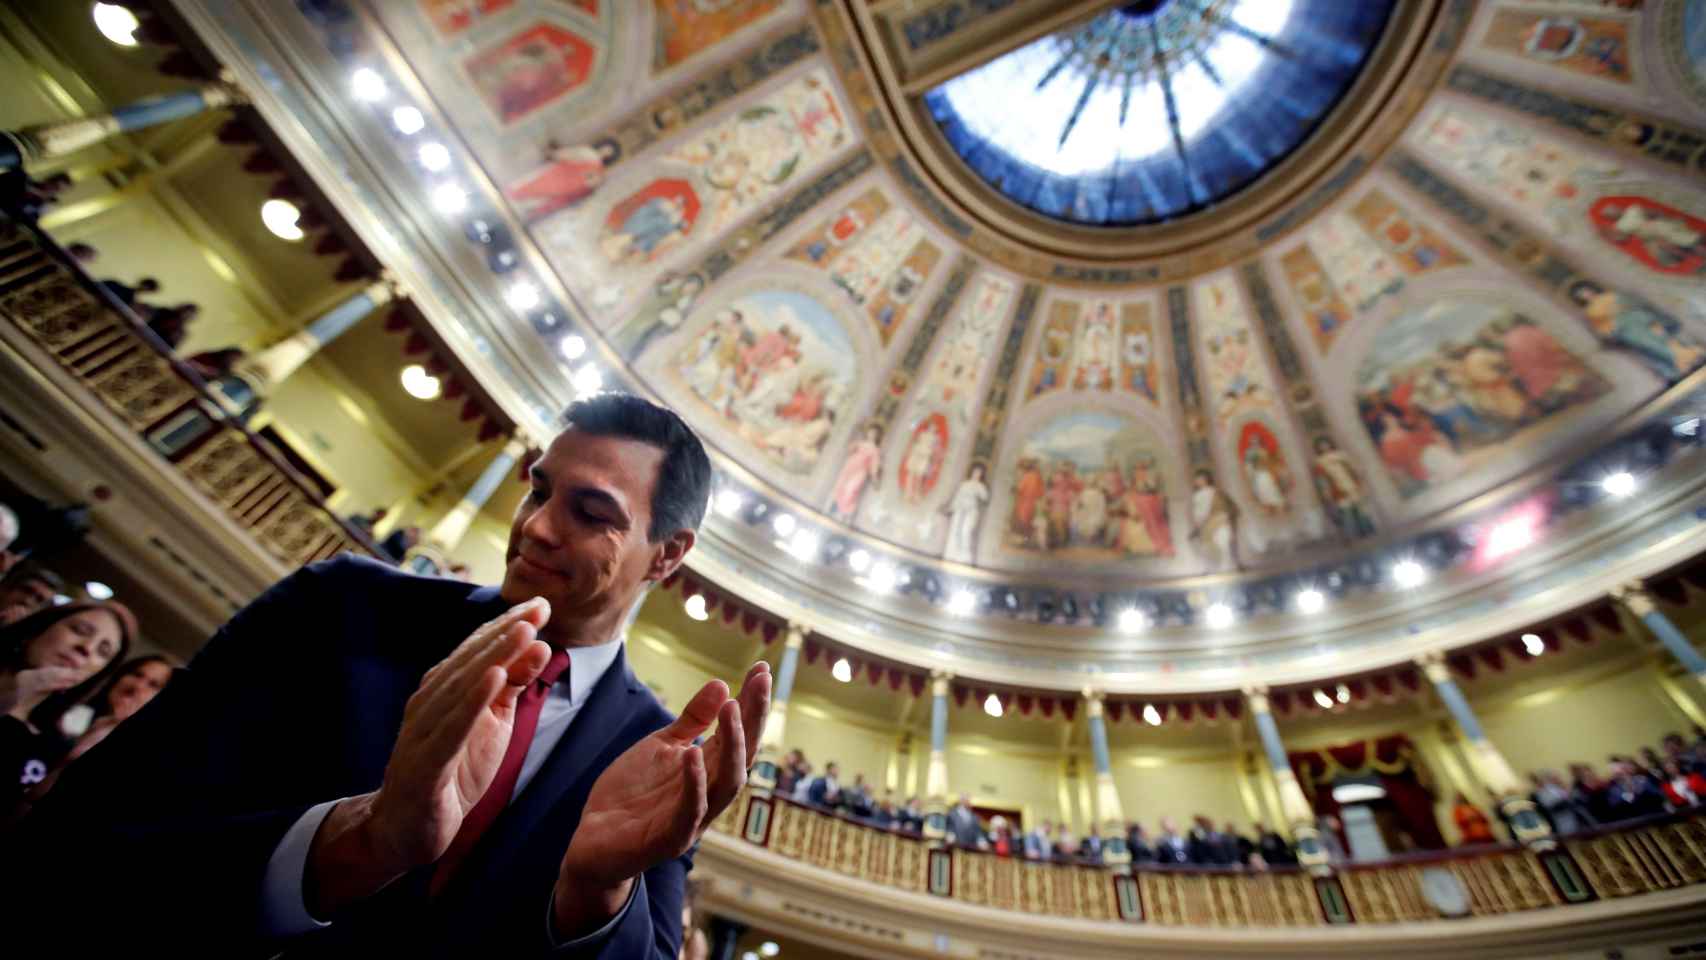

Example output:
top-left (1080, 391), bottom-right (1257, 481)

top-left (868, 254), bottom-right (975, 434)
top-left (1442, 65), bottom-right (1706, 175)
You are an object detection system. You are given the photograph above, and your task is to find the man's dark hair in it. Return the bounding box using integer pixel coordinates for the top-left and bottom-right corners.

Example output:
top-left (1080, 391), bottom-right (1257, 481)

top-left (5, 563), bottom-right (65, 594)
top-left (563, 393), bottom-right (711, 543)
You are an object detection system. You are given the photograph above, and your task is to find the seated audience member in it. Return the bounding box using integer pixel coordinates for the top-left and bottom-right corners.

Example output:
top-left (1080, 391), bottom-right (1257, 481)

top-left (1126, 822), bottom-right (1154, 864)
top-left (897, 795), bottom-right (923, 834)
top-left (807, 761), bottom-right (842, 808)
top-left (1531, 771), bottom-right (1592, 835)
top-left (1605, 760), bottom-right (1668, 821)
top-left (101, 275), bottom-right (160, 308)
top-left (1226, 822), bottom-right (1254, 865)
top-left (1023, 818), bottom-right (1051, 860)
top-left (31, 655), bottom-right (175, 800)
top-left (0, 565), bottom-right (65, 626)
top-left (947, 794), bottom-right (986, 849)
top-left (1256, 822), bottom-right (1296, 866)
top-left (1451, 793), bottom-right (1496, 845)
top-left (1, 601), bottom-right (135, 820)
top-left (1660, 760), bottom-right (1705, 808)
top-left (842, 773), bottom-right (873, 818)
top-left (1154, 817), bottom-right (1190, 865)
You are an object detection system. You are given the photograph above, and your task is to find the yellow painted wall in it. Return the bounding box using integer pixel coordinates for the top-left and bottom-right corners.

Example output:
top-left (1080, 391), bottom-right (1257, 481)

top-left (945, 741), bottom-right (1063, 827)
top-left (1476, 663), bottom-right (1690, 778)
top-left (1111, 749), bottom-right (1247, 832)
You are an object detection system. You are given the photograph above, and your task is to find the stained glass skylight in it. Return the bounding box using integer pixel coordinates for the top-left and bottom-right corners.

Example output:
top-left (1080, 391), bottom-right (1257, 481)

top-left (924, 0), bottom-right (1395, 226)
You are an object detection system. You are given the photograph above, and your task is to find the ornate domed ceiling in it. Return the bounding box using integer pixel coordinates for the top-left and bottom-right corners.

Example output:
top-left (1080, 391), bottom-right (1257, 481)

top-left (184, 0), bottom-right (1706, 690)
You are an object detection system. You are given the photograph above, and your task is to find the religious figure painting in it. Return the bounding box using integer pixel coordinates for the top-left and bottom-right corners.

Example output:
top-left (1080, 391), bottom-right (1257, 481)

top-left (507, 140), bottom-right (616, 224)
top-left (787, 190), bottom-right (941, 346)
top-left (421, 0), bottom-right (515, 36)
top-left (828, 422), bottom-right (883, 521)
top-left (941, 463), bottom-right (990, 564)
top-left (1350, 191), bottom-right (1468, 276)
top-left (1311, 436), bottom-right (1377, 540)
top-left (1072, 301), bottom-right (1118, 391)
top-left (1355, 300), bottom-right (1610, 497)
top-left (1004, 412), bottom-right (1174, 560)
top-left (600, 178), bottom-right (700, 266)
top-left (897, 413), bottom-right (951, 505)
top-left (672, 289), bottom-right (856, 474)
top-left (1196, 276), bottom-right (1274, 427)
top-left (1237, 421), bottom-right (1293, 519)
top-left (1414, 108), bottom-right (1618, 233)
top-left (1588, 195), bottom-right (1706, 276)
top-left (921, 273), bottom-right (1016, 422)
top-left (1118, 303), bottom-right (1160, 402)
top-left (1280, 244), bottom-right (1355, 354)
top-left (1027, 302), bottom-right (1076, 400)
top-left (652, 0), bottom-right (785, 71)
top-left (1567, 281), bottom-right (1706, 382)
top-left (464, 23), bottom-right (598, 126)
top-left (787, 190), bottom-right (888, 265)
top-left (1483, 10), bottom-right (1634, 84)
top-left (1188, 469), bottom-right (1242, 571)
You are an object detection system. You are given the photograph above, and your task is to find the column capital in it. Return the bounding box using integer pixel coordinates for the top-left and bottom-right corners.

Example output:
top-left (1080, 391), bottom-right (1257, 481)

top-left (1242, 685), bottom-right (1270, 715)
top-left (200, 79), bottom-right (248, 108)
top-left (1415, 649), bottom-right (1451, 684)
top-left (368, 272), bottom-right (406, 305)
top-left (930, 670), bottom-right (953, 697)
top-left (1085, 694), bottom-right (1105, 720)
top-left (1611, 581), bottom-right (1656, 618)
top-left (498, 433), bottom-right (528, 460)
top-left (783, 621), bottom-right (807, 649)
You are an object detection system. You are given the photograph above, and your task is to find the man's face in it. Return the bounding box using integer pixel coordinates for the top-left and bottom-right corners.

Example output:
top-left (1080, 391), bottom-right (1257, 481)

top-left (501, 430), bottom-right (691, 631)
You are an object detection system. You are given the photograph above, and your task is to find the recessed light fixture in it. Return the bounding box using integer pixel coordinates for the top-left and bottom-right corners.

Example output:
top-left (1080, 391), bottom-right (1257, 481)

top-left (1142, 703), bottom-right (1162, 726)
top-left (771, 513), bottom-right (796, 538)
top-left (1295, 588), bottom-right (1325, 615)
top-left (1602, 472), bottom-right (1636, 498)
top-left (391, 105), bottom-right (425, 135)
top-left (947, 589), bottom-right (976, 616)
top-left (571, 364), bottom-right (602, 396)
top-left (1335, 683), bottom-right (1351, 704)
top-left (759, 944), bottom-right (780, 958)
top-left (559, 334), bottom-right (586, 361)
top-left (714, 489), bottom-right (744, 518)
top-left (864, 563), bottom-right (896, 593)
top-left (399, 363), bottom-right (441, 400)
top-left (350, 67), bottom-right (387, 102)
top-left (683, 594), bottom-right (708, 621)
top-left (431, 183), bottom-right (468, 214)
top-left (83, 581), bottom-right (114, 600)
top-left (1313, 689), bottom-right (1334, 709)
top-left (1205, 603), bottom-right (1233, 629)
top-left (505, 281), bottom-right (540, 311)
top-left (92, 3), bottom-right (140, 47)
top-left (788, 529), bottom-right (820, 562)
top-left (1118, 608), bottom-right (1147, 633)
top-left (418, 141), bottom-right (451, 171)
top-left (847, 548), bottom-right (871, 573)
top-left (831, 657), bottom-right (852, 683)
top-left (983, 693), bottom-right (1004, 718)
top-left (259, 198), bottom-right (304, 241)
top-left (1392, 559), bottom-right (1427, 589)
top-left (1522, 632), bottom-right (1544, 656)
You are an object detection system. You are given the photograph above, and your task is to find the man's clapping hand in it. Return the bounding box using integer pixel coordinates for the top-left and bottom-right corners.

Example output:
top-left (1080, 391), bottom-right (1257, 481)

top-left (552, 661), bottom-right (771, 937)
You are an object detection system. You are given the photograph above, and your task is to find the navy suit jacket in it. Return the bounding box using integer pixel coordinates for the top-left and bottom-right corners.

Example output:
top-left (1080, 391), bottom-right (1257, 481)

top-left (10, 555), bottom-right (688, 958)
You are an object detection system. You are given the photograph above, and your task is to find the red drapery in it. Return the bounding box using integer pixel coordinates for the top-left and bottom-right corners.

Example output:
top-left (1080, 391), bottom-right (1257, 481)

top-left (1287, 735), bottom-right (1445, 850)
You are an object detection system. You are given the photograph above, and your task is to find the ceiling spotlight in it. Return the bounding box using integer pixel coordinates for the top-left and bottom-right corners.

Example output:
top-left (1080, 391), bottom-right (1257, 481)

top-left (92, 3), bottom-right (140, 47)
top-left (1675, 417), bottom-right (1700, 437)
top-left (1295, 588), bottom-right (1325, 615)
top-left (847, 548), bottom-right (871, 573)
top-left (505, 281), bottom-right (540, 311)
top-left (864, 562), bottom-right (897, 593)
top-left (571, 364), bottom-right (602, 396)
top-left (559, 334), bottom-right (586, 361)
top-left (831, 657), bottom-right (852, 683)
top-left (983, 693), bottom-right (1004, 718)
top-left (431, 183), bottom-right (468, 214)
top-left (788, 528), bottom-right (820, 562)
top-left (683, 594), bottom-right (708, 621)
top-left (1313, 688), bottom-right (1334, 709)
top-left (759, 944), bottom-right (780, 958)
top-left (1392, 559), bottom-right (1428, 589)
top-left (1522, 632), bottom-right (1544, 656)
top-left (947, 589), bottom-right (976, 616)
top-left (399, 363), bottom-right (441, 400)
top-left (83, 581), bottom-right (114, 600)
top-left (259, 198), bottom-right (305, 241)
top-left (52, 594), bottom-right (73, 606)
top-left (350, 67), bottom-right (388, 102)
top-left (771, 513), bottom-right (796, 538)
top-left (1602, 472), bottom-right (1636, 498)
top-left (418, 141), bottom-right (451, 171)
top-left (742, 952), bottom-right (759, 960)
top-left (391, 105), bottom-right (425, 135)
top-left (1142, 703), bottom-right (1162, 726)
top-left (714, 489), bottom-right (744, 518)
top-left (1335, 682), bottom-right (1351, 704)
top-left (1118, 608), bottom-right (1147, 633)
top-left (1205, 603), bottom-right (1234, 629)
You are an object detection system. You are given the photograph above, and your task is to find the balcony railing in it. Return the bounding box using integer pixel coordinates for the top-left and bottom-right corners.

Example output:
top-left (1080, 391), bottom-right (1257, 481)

top-left (710, 790), bottom-right (1706, 927)
top-left (0, 209), bottom-right (385, 567)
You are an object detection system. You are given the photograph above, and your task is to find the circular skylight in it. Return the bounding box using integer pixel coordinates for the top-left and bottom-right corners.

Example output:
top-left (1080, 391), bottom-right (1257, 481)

top-left (925, 0), bottom-right (1394, 226)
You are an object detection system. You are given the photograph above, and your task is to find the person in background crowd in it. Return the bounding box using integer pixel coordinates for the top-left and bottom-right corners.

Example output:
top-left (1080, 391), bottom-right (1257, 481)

top-left (871, 794), bottom-right (897, 829)
top-left (1024, 818), bottom-right (1051, 860)
top-left (1155, 817), bottom-right (1190, 865)
top-left (898, 795), bottom-right (923, 834)
top-left (1317, 815), bottom-right (1347, 862)
top-left (1451, 793), bottom-right (1496, 845)
top-left (1126, 822), bottom-right (1154, 864)
top-left (1, 601), bottom-right (135, 821)
top-left (0, 565), bottom-right (65, 626)
top-left (381, 524), bottom-right (422, 563)
top-left (145, 302), bottom-right (199, 350)
top-left (1256, 822), bottom-right (1295, 866)
top-left (1187, 815), bottom-right (1227, 866)
top-left (346, 507), bottom-right (388, 537)
top-left (842, 772), bottom-right (873, 818)
top-left (65, 241), bottom-right (98, 264)
top-left (28, 654), bottom-right (175, 803)
top-left (1571, 764), bottom-right (1615, 825)
top-left (988, 815), bottom-right (1014, 857)
top-left (1052, 822), bottom-right (1078, 860)
top-left (1605, 760), bottom-right (1668, 821)
top-left (1226, 822), bottom-right (1254, 865)
top-left (184, 346), bottom-right (246, 381)
top-left (1082, 824), bottom-right (1103, 864)
top-left (807, 760), bottom-right (842, 808)
top-left (790, 761), bottom-right (814, 802)
top-left (101, 275), bottom-right (160, 308)
top-left (1660, 760), bottom-right (1706, 808)
top-left (947, 794), bottom-right (986, 849)
top-left (1531, 770), bottom-right (1593, 836)
top-left (775, 748), bottom-right (806, 796)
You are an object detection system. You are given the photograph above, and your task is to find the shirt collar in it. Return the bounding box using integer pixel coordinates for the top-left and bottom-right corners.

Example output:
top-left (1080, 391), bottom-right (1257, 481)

top-left (559, 637), bottom-right (623, 708)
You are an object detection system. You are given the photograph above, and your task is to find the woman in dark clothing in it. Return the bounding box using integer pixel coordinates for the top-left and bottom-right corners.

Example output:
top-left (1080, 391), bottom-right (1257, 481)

top-left (0, 602), bottom-right (136, 821)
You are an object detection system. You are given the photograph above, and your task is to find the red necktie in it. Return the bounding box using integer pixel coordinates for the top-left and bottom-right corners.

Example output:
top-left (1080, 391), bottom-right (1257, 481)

top-left (430, 648), bottom-right (570, 896)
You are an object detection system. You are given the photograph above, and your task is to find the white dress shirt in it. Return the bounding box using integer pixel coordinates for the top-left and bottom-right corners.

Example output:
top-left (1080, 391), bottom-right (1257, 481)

top-left (259, 637), bottom-right (626, 941)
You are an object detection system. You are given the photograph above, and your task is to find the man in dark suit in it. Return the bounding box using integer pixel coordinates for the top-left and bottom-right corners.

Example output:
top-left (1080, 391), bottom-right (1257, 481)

top-left (806, 760), bottom-right (841, 807)
top-left (12, 394), bottom-right (771, 958)
top-left (946, 794), bottom-right (986, 849)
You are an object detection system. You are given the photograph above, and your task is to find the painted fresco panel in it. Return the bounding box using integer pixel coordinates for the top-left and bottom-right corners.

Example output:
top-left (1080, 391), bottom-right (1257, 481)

top-left (653, 0), bottom-right (785, 70)
top-left (1482, 9), bottom-right (1635, 85)
top-left (1195, 275), bottom-right (1274, 428)
top-left (1002, 411), bottom-right (1175, 560)
top-left (465, 22), bottom-right (598, 125)
top-left (1411, 107), bottom-right (1618, 232)
top-left (787, 190), bottom-right (942, 345)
